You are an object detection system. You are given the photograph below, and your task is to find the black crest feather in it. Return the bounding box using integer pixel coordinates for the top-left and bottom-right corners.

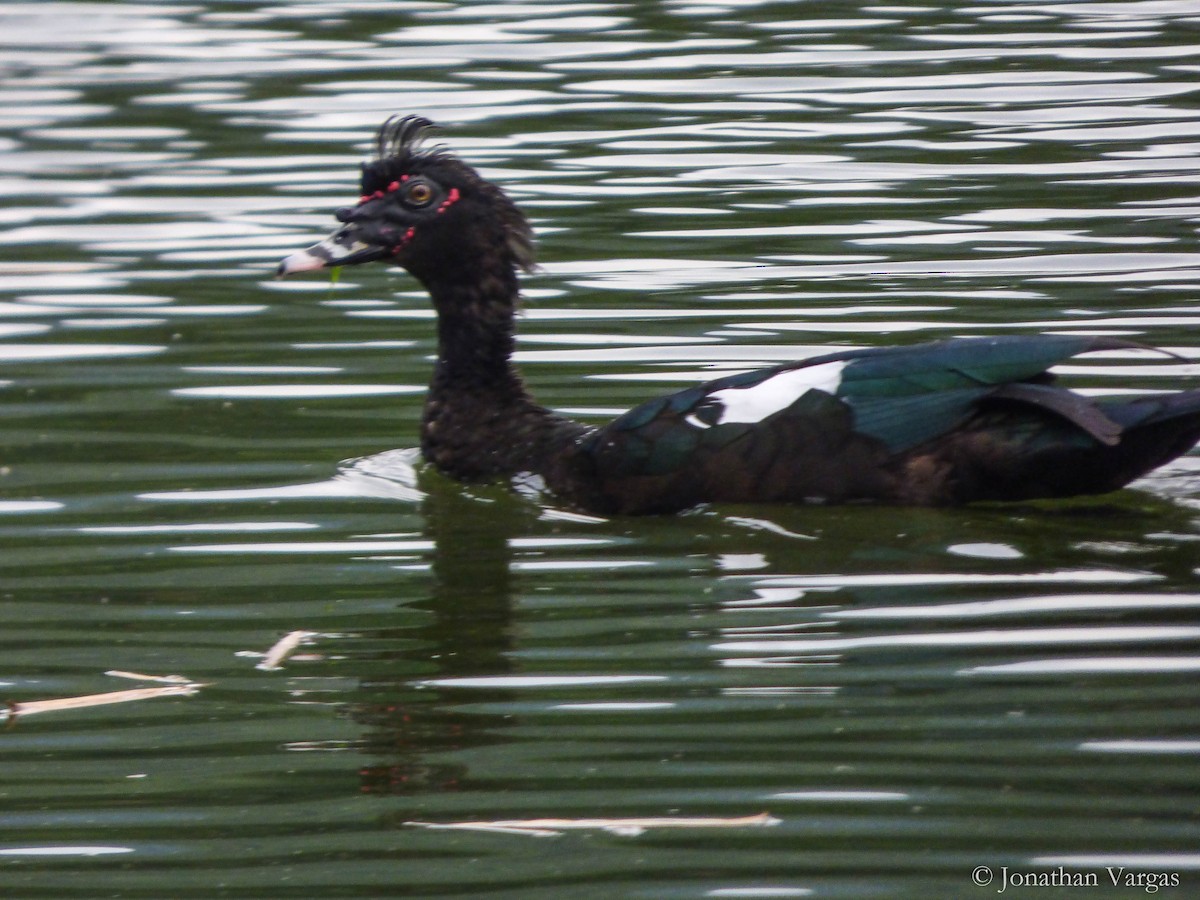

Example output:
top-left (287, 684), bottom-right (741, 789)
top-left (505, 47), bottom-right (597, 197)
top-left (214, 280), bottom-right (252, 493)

top-left (376, 114), bottom-right (441, 164)
top-left (361, 115), bottom-right (446, 193)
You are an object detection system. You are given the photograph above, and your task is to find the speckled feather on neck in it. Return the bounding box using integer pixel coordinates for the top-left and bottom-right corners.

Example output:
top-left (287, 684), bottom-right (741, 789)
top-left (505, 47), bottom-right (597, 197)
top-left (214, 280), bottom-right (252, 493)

top-left (415, 233), bottom-right (592, 491)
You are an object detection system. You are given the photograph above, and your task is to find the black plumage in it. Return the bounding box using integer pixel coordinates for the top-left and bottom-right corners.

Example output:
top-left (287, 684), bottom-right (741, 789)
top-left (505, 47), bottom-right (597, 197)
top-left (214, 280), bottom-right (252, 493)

top-left (277, 116), bottom-right (1200, 515)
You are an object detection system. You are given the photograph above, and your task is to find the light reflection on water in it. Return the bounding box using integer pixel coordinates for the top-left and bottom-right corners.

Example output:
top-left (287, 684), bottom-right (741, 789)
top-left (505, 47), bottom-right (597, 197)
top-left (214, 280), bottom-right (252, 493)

top-left (1, 0), bottom-right (1200, 896)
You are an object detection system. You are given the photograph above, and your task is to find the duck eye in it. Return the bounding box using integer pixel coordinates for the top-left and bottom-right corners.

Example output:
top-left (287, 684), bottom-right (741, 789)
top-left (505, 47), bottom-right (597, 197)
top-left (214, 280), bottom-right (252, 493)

top-left (405, 181), bottom-right (434, 207)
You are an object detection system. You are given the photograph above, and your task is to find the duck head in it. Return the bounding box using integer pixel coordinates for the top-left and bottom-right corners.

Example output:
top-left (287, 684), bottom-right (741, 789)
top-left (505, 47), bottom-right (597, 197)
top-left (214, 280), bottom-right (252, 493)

top-left (277, 115), bottom-right (535, 285)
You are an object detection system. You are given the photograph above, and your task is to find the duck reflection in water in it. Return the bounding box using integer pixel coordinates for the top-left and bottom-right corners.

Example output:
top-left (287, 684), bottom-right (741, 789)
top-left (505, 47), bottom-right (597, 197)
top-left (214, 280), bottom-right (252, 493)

top-left (353, 482), bottom-right (529, 796)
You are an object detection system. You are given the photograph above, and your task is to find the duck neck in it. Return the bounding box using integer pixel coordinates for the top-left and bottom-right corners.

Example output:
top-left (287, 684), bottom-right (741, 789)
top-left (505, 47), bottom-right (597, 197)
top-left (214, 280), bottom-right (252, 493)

top-left (419, 276), bottom-right (580, 480)
top-left (429, 281), bottom-right (525, 394)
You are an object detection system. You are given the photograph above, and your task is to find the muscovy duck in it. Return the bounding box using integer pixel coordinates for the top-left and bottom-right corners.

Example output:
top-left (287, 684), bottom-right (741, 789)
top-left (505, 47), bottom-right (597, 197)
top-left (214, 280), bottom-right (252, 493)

top-left (278, 115), bottom-right (1200, 515)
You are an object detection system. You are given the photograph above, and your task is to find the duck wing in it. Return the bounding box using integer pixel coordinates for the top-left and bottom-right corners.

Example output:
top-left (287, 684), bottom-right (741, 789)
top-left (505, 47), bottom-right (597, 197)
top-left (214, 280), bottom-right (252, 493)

top-left (577, 335), bottom-right (1139, 512)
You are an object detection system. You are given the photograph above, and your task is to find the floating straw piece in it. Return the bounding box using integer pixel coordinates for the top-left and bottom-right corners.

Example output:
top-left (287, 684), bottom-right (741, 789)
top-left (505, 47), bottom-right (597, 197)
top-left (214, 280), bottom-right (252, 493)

top-left (404, 812), bottom-right (779, 838)
top-left (256, 630), bottom-right (318, 671)
top-left (4, 675), bottom-right (207, 722)
top-left (105, 670), bottom-right (195, 684)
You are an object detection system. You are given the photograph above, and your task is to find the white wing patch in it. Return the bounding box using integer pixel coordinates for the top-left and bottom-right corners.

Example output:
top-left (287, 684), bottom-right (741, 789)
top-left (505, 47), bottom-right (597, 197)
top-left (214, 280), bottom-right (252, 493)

top-left (687, 360), bottom-right (847, 428)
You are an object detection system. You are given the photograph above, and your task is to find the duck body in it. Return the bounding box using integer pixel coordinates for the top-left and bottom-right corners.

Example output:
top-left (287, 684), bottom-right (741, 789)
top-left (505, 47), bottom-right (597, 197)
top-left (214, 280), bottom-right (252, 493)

top-left (574, 335), bottom-right (1200, 513)
top-left (278, 116), bottom-right (1200, 515)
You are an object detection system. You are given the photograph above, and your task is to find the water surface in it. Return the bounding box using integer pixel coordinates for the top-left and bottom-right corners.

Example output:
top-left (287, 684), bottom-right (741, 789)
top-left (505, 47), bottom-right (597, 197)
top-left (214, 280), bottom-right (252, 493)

top-left (1, 2), bottom-right (1200, 897)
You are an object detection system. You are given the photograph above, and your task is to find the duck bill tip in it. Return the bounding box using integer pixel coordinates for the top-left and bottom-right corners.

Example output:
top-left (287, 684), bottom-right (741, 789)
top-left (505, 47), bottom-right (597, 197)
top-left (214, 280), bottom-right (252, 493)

top-left (276, 247), bottom-right (331, 279)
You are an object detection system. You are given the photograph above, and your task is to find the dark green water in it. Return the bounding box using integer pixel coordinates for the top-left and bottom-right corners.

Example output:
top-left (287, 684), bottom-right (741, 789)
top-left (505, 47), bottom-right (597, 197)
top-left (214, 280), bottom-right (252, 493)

top-left (1, 1), bottom-right (1199, 897)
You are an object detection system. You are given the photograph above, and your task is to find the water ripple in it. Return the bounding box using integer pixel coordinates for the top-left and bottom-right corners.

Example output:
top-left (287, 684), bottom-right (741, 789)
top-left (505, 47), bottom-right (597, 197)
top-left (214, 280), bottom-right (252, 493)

top-left (2, 2), bottom-right (1200, 896)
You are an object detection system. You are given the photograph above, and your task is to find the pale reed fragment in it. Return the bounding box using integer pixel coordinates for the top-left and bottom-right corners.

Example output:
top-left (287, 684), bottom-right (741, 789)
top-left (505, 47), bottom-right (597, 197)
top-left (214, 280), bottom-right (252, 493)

top-left (4, 681), bottom-right (206, 721)
top-left (404, 812), bottom-right (780, 837)
top-left (256, 630), bottom-right (318, 671)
